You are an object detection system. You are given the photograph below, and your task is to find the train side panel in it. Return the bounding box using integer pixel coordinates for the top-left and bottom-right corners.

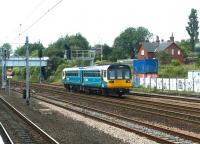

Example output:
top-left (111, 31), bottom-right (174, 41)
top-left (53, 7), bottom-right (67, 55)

top-left (83, 77), bottom-right (102, 87)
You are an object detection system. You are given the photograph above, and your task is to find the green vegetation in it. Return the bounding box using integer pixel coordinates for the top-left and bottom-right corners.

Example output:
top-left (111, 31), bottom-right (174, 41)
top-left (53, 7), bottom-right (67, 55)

top-left (158, 61), bottom-right (200, 78)
top-left (113, 27), bottom-right (152, 60)
top-left (186, 8), bottom-right (199, 50)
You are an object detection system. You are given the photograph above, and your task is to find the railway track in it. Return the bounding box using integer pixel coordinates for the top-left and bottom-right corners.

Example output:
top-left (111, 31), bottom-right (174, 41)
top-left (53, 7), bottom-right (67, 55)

top-left (32, 82), bottom-right (200, 102)
top-left (131, 91), bottom-right (200, 103)
top-left (0, 97), bottom-right (59, 144)
top-left (27, 82), bottom-right (200, 126)
top-left (10, 81), bottom-right (200, 143)
top-left (12, 89), bottom-right (200, 144)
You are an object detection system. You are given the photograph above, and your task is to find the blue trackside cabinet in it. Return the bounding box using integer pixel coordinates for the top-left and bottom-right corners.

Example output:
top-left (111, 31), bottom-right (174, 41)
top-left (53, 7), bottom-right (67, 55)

top-left (133, 59), bottom-right (158, 74)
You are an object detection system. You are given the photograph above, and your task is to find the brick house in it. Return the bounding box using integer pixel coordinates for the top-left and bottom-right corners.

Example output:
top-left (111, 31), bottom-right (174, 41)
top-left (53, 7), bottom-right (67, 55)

top-left (137, 34), bottom-right (184, 62)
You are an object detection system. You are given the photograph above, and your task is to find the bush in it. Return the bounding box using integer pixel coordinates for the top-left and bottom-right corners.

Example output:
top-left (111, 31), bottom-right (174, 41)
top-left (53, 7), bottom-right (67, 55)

top-left (159, 65), bottom-right (187, 78)
top-left (171, 60), bottom-right (181, 66)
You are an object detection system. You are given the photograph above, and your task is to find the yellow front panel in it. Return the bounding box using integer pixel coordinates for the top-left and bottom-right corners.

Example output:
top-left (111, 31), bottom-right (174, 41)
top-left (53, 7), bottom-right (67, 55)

top-left (107, 80), bottom-right (132, 88)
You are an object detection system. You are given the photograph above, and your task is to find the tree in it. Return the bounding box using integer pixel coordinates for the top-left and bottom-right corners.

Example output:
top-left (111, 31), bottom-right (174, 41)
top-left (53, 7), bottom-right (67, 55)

top-left (15, 42), bottom-right (44, 56)
top-left (186, 8), bottom-right (199, 50)
top-left (94, 44), bottom-right (112, 61)
top-left (44, 33), bottom-right (90, 76)
top-left (155, 51), bottom-right (172, 64)
top-left (113, 27), bottom-right (152, 60)
top-left (102, 44), bottom-right (112, 60)
top-left (178, 39), bottom-right (192, 57)
top-left (45, 33), bottom-right (90, 58)
top-left (1, 43), bottom-right (12, 52)
top-left (1, 43), bottom-right (12, 58)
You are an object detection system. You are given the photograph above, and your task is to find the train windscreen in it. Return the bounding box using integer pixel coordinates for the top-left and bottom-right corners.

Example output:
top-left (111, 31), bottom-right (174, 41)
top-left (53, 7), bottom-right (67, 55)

top-left (108, 65), bottom-right (131, 80)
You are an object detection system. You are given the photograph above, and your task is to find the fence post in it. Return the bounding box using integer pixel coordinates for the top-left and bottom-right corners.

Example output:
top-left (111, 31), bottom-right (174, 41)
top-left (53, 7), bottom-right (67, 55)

top-left (150, 77), bottom-right (151, 91)
top-left (184, 78), bottom-right (186, 92)
top-left (156, 77), bottom-right (157, 90)
top-left (176, 76), bottom-right (177, 92)
top-left (169, 76), bottom-right (170, 93)
top-left (162, 76), bottom-right (163, 92)
top-left (193, 78), bottom-right (195, 93)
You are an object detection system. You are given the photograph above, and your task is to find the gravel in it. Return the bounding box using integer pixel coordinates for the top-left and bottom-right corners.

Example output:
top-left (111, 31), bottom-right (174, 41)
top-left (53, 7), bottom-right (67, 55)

top-left (1, 91), bottom-right (157, 144)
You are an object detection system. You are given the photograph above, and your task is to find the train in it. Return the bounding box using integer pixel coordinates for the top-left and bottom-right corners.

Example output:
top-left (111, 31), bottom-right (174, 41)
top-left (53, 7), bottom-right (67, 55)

top-left (62, 64), bottom-right (132, 96)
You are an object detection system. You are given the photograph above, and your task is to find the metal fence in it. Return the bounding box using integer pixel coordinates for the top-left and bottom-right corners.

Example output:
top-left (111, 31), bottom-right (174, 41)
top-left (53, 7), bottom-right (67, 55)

top-left (133, 77), bottom-right (200, 93)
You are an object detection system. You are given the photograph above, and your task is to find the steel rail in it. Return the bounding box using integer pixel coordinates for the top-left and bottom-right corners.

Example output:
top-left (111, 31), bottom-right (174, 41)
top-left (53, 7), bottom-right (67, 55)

top-left (33, 94), bottom-right (200, 144)
top-left (13, 83), bottom-right (200, 126)
top-left (0, 122), bottom-right (14, 144)
top-left (0, 97), bottom-right (59, 144)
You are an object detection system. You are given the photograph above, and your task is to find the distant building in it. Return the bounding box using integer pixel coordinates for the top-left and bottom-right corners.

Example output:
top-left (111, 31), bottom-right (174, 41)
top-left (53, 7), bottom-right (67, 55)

top-left (137, 34), bottom-right (184, 62)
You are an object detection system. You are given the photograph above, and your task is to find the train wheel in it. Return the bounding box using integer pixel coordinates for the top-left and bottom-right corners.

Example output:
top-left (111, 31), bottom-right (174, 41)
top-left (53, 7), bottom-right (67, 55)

top-left (118, 93), bottom-right (123, 97)
top-left (64, 84), bottom-right (70, 91)
top-left (102, 89), bottom-right (108, 96)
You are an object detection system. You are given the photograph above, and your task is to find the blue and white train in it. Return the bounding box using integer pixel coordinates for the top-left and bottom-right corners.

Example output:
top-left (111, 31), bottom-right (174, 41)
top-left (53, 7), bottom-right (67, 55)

top-left (62, 64), bottom-right (132, 96)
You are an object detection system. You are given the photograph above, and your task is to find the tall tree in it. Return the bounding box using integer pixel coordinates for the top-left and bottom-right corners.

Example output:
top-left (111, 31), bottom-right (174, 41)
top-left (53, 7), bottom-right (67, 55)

top-left (186, 8), bottom-right (199, 50)
top-left (15, 42), bottom-right (44, 56)
top-left (113, 27), bottom-right (152, 60)
top-left (45, 33), bottom-right (90, 58)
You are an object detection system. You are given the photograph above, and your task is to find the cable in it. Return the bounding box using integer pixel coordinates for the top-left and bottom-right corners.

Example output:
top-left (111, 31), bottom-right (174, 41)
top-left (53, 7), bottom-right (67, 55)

top-left (23, 0), bottom-right (47, 23)
top-left (11, 0), bottom-right (63, 43)
top-left (21, 0), bottom-right (63, 35)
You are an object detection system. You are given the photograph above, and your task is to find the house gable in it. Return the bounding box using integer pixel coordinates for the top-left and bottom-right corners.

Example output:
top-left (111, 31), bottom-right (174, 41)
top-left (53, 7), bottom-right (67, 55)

top-left (137, 42), bottom-right (184, 62)
top-left (165, 43), bottom-right (184, 62)
top-left (137, 44), bottom-right (155, 59)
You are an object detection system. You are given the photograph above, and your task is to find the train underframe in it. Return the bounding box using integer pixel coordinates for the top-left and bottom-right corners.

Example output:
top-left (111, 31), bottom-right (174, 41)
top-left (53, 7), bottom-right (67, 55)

top-left (64, 84), bottom-right (129, 97)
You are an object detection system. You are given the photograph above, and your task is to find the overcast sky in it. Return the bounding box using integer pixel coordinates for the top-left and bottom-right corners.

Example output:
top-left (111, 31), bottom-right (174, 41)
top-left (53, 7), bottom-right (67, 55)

top-left (0, 0), bottom-right (200, 50)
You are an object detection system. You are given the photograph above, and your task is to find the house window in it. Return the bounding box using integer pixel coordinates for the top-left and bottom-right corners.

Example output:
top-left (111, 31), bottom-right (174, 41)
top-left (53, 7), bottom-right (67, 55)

top-left (178, 50), bottom-right (180, 55)
top-left (171, 49), bottom-right (174, 55)
top-left (141, 50), bottom-right (144, 56)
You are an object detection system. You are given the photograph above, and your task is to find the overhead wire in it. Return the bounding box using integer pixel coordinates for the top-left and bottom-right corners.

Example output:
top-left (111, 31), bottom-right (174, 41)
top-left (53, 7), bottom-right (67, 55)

top-left (7, 0), bottom-right (47, 43)
top-left (11, 0), bottom-right (63, 44)
top-left (21, 0), bottom-right (63, 35)
top-left (23, 0), bottom-right (48, 23)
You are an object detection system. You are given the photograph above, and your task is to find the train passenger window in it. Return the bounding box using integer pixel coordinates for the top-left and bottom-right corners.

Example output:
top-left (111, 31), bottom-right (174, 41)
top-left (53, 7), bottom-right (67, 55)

top-left (104, 70), bottom-right (107, 78)
top-left (109, 70), bottom-right (115, 79)
top-left (116, 70), bottom-right (122, 79)
top-left (124, 70), bottom-right (130, 79)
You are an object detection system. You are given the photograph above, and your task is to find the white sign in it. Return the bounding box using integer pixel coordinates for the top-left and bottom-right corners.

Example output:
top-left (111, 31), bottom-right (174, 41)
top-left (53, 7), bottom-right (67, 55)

top-left (7, 76), bottom-right (13, 79)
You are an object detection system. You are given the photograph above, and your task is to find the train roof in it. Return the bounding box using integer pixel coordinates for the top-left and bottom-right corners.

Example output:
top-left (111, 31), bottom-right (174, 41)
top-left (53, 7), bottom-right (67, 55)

top-left (63, 64), bottom-right (130, 72)
top-left (83, 64), bottom-right (130, 71)
top-left (63, 67), bottom-right (85, 71)
top-left (85, 65), bottom-right (110, 71)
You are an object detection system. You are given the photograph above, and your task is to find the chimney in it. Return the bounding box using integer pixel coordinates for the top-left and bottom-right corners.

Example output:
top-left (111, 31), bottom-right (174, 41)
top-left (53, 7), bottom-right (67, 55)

top-left (156, 35), bottom-right (160, 43)
top-left (170, 32), bottom-right (174, 42)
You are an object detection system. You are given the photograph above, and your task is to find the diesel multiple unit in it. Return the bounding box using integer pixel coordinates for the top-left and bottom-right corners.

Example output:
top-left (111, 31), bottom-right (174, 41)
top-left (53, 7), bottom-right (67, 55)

top-left (62, 64), bottom-right (132, 96)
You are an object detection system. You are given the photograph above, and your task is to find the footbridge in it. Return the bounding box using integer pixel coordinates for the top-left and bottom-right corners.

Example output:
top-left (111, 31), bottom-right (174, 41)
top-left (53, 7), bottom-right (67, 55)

top-left (0, 57), bottom-right (49, 67)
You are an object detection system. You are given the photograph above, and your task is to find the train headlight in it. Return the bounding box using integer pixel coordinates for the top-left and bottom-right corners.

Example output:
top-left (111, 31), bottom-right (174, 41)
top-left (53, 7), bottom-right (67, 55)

top-left (109, 80), bottom-right (114, 83)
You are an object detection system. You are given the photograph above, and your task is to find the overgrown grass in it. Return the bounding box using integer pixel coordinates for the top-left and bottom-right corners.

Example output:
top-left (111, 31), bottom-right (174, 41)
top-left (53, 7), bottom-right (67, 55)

top-left (158, 61), bottom-right (200, 78)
